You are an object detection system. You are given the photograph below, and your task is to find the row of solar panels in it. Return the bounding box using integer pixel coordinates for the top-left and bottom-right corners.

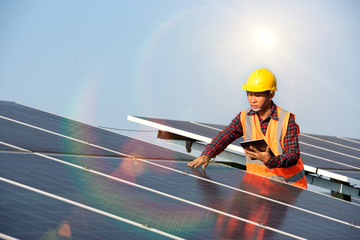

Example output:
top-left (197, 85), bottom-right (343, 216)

top-left (128, 115), bottom-right (360, 198)
top-left (1, 101), bottom-right (360, 239)
top-left (0, 101), bottom-right (192, 160)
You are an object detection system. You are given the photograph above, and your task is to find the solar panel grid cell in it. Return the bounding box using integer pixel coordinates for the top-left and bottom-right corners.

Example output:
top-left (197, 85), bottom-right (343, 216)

top-left (0, 118), bottom-right (115, 157)
top-left (299, 136), bottom-right (360, 168)
top-left (301, 133), bottom-right (360, 150)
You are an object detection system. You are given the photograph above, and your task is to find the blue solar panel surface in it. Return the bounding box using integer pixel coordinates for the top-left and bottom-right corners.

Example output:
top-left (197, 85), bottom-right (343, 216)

top-left (1, 101), bottom-right (360, 239)
top-left (0, 101), bottom-right (192, 160)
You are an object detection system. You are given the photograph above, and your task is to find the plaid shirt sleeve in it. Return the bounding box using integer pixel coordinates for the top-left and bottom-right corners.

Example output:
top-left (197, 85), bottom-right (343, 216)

top-left (265, 113), bottom-right (300, 169)
top-left (201, 113), bottom-right (243, 159)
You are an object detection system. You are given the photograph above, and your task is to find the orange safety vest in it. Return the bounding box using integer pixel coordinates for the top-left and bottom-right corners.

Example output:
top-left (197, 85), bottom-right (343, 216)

top-left (240, 106), bottom-right (307, 189)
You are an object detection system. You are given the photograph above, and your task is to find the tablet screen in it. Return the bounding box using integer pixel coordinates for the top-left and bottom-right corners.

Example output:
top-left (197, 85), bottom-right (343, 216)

top-left (240, 139), bottom-right (269, 152)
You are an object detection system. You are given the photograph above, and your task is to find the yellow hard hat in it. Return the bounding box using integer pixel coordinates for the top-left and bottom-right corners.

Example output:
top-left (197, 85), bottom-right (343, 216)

top-left (242, 68), bottom-right (277, 92)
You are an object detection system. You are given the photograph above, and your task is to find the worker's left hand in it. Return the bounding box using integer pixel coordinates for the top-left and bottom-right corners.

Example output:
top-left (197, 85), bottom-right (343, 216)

top-left (244, 146), bottom-right (271, 164)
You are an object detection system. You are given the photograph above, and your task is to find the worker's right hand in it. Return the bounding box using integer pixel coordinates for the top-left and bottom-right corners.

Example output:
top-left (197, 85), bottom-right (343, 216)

top-left (187, 155), bottom-right (210, 170)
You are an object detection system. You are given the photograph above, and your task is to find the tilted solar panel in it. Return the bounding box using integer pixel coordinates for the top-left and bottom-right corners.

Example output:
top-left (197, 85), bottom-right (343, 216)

top-left (1, 102), bottom-right (360, 239)
top-left (1, 152), bottom-right (360, 239)
top-left (0, 101), bottom-right (193, 160)
top-left (127, 116), bottom-right (360, 197)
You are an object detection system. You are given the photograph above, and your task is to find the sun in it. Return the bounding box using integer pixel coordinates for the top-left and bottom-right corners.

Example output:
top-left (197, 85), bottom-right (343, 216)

top-left (254, 28), bottom-right (277, 49)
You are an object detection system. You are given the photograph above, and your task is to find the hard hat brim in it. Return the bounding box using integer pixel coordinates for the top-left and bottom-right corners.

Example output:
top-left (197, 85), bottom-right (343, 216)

top-left (242, 83), bottom-right (277, 92)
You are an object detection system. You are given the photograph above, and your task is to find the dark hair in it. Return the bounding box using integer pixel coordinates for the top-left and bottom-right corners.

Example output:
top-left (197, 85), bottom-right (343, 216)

top-left (246, 90), bottom-right (271, 95)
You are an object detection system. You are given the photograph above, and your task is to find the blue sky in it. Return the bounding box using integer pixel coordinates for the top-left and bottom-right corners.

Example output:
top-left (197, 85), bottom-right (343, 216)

top-left (1, 0), bottom-right (360, 139)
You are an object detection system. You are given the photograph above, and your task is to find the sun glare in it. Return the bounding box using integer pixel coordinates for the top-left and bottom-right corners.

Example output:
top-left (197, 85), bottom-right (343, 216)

top-left (254, 28), bottom-right (277, 49)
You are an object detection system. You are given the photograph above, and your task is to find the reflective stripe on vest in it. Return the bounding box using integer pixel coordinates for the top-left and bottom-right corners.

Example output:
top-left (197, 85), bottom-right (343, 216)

top-left (286, 166), bottom-right (306, 183)
top-left (240, 107), bottom-right (307, 188)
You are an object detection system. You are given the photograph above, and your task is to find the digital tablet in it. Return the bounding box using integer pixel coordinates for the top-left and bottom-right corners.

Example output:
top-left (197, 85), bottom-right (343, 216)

top-left (240, 139), bottom-right (269, 152)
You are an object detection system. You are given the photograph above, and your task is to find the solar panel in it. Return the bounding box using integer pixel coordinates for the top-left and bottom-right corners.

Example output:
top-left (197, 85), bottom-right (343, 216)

top-left (0, 101), bottom-right (192, 160)
top-left (1, 101), bottom-right (360, 239)
top-left (127, 116), bottom-right (360, 198)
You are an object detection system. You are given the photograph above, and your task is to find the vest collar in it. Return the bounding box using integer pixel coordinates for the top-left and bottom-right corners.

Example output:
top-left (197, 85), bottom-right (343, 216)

top-left (247, 101), bottom-right (279, 121)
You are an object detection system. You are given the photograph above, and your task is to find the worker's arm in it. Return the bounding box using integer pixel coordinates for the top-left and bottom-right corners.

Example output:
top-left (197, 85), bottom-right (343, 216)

top-left (187, 114), bottom-right (243, 170)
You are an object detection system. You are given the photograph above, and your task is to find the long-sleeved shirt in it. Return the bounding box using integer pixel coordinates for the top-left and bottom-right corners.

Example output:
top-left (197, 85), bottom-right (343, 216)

top-left (201, 101), bottom-right (300, 168)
